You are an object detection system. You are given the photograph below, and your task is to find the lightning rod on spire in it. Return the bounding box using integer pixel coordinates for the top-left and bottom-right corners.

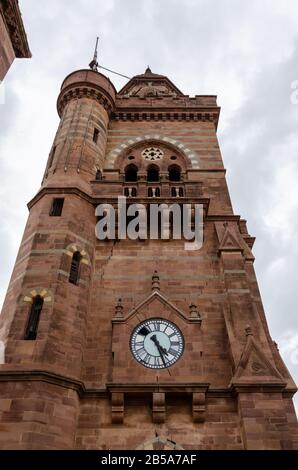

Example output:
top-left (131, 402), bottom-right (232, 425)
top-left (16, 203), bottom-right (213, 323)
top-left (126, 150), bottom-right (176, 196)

top-left (89, 36), bottom-right (99, 72)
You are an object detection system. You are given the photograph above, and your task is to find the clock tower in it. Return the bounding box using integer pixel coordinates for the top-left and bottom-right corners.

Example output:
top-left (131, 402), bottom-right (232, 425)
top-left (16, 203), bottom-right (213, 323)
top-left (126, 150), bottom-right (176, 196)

top-left (0, 64), bottom-right (297, 450)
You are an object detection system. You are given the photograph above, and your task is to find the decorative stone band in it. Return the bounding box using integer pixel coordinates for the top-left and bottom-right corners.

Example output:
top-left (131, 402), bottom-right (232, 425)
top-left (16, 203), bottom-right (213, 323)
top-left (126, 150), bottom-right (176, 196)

top-left (106, 134), bottom-right (200, 169)
top-left (23, 288), bottom-right (52, 304)
top-left (112, 110), bottom-right (219, 125)
top-left (65, 244), bottom-right (90, 265)
top-left (57, 85), bottom-right (115, 117)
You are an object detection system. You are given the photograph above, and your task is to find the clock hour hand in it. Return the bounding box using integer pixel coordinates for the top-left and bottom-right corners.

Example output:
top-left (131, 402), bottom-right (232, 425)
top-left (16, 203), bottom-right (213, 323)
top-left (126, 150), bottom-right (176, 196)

top-left (139, 326), bottom-right (150, 336)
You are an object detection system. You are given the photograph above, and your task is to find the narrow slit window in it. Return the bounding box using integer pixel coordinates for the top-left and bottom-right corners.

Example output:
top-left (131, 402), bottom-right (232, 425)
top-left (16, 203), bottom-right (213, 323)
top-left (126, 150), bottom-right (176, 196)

top-left (93, 128), bottom-right (100, 144)
top-left (50, 198), bottom-right (64, 217)
top-left (48, 145), bottom-right (56, 170)
top-left (24, 296), bottom-right (44, 340)
top-left (69, 251), bottom-right (82, 285)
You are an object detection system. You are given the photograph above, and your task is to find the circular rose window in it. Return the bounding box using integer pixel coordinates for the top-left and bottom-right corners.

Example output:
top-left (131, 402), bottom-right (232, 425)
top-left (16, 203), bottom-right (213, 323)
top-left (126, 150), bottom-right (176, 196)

top-left (142, 147), bottom-right (164, 161)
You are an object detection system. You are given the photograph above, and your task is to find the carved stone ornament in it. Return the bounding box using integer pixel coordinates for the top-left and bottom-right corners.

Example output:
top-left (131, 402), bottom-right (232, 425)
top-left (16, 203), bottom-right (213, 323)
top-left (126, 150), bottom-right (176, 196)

top-left (142, 147), bottom-right (164, 161)
top-left (1, 0), bottom-right (31, 58)
top-left (128, 82), bottom-right (176, 98)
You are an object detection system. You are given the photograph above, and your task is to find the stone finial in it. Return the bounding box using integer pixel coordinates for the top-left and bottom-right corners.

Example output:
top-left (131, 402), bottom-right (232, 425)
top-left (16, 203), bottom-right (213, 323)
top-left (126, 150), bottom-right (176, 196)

top-left (145, 66), bottom-right (152, 74)
top-left (115, 298), bottom-right (124, 318)
top-left (152, 271), bottom-right (160, 291)
top-left (245, 325), bottom-right (253, 336)
top-left (189, 304), bottom-right (202, 325)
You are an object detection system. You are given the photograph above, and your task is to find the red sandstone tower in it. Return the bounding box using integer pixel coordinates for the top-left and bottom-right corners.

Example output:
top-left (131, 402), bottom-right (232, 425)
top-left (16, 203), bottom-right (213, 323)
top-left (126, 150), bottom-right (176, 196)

top-left (0, 63), bottom-right (297, 450)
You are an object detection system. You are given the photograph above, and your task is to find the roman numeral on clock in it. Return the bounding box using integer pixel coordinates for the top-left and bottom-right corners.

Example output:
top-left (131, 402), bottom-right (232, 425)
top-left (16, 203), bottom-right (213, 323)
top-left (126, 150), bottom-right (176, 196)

top-left (141, 354), bottom-right (151, 364)
top-left (154, 356), bottom-right (161, 367)
top-left (136, 347), bottom-right (146, 357)
top-left (168, 348), bottom-right (179, 357)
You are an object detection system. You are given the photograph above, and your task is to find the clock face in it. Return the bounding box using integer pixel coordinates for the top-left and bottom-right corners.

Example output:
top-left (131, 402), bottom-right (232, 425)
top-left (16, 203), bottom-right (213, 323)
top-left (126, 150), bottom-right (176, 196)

top-left (130, 319), bottom-right (184, 369)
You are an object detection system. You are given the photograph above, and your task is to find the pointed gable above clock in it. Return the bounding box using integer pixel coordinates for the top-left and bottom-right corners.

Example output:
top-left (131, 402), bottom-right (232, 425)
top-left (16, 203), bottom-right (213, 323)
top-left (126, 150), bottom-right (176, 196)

top-left (112, 289), bottom-right (201, 325)
top-left (118, 67), bottom-right (184, 98)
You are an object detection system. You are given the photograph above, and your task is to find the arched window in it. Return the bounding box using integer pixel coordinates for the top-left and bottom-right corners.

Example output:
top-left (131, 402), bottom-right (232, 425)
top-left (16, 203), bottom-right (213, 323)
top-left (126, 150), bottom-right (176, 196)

top-left (171, 187), bottom-right (184, 197)
top-left (24, 296), bottom-right (44, 340)
top-left (124, 187), bottom-right (137, 197)
top-left (125, 164), bottom-right (138, 182)
top-left (147, 165), bottom-right (159, 182)
top-left (69, 251), bottom-right (82, 285)
top-left (148, 187), bottom-right (160, 197)
top-left (168, 165), bottom-right (181, 182)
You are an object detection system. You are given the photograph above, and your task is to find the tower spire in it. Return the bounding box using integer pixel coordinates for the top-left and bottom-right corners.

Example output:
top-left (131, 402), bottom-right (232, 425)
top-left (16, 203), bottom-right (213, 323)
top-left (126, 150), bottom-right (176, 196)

top-left (89, 36), bottom-right (99, 72)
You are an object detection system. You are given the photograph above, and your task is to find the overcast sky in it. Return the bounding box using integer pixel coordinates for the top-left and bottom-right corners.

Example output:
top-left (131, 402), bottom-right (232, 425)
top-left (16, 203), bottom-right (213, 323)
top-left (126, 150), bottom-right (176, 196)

top-left (0, 0), bottom-right (297, 410)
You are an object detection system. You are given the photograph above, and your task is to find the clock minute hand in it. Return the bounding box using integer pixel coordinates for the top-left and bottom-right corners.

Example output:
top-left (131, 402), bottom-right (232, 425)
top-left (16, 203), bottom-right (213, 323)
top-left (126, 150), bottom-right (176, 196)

top-left (150, 335), bottom-right (168, 367)
top-left (151, 335), bottom-right (168, 356)
top-left (150, 334), bottom-right (168, 354)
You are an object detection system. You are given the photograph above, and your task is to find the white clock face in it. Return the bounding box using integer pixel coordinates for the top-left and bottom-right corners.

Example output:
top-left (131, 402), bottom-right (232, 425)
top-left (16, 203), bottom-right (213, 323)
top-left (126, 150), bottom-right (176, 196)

top-left (130, 319), bottom-right (184, 369)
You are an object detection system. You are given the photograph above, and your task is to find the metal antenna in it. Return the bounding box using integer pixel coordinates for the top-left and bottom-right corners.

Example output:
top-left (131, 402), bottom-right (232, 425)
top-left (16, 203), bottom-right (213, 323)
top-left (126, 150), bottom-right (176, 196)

top-left (89, 37), bottom-right (99, 72)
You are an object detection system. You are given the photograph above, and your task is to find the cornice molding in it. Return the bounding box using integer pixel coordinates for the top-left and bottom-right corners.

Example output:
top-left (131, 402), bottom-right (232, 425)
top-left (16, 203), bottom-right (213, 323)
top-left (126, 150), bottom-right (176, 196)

top-left (112, 110), bottom-right (219, 127)
top-left (0, 370), bottom-right (294, 398)
top-left (0, 0), bottom-right (31, 58)
top-left (57, 83), bottom-right (115, 117)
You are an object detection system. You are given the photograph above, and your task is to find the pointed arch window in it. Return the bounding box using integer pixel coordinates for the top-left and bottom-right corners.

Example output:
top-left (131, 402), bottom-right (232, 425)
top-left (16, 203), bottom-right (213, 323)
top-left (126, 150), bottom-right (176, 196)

top-left (24, 296), bottom-right (44, 340)
top-left (69, 251), bottom-right (82, 285)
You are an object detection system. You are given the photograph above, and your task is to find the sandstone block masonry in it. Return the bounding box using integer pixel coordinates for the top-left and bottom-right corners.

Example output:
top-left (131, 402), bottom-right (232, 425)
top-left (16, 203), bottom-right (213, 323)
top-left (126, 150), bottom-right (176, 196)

top-left (0, 66), bottom-right (297, 450)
